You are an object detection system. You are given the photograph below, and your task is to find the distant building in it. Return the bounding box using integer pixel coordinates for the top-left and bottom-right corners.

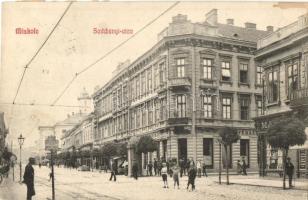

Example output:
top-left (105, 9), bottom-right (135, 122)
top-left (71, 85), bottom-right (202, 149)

top-left (92, 9), bottom-right (270, 174)
top-left (255, 13), bottom-right (308, 177)
top-left (37, 126), bottom-right (55, 162)
top-left (0, 112), bottom-right (8, 152)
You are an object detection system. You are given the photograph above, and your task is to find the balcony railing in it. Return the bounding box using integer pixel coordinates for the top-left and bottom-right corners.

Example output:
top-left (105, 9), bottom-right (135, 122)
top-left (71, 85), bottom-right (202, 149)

top-left (290, 87), bottom-right (308, 107)
top-left (169, 77), bottom-right (191, 88)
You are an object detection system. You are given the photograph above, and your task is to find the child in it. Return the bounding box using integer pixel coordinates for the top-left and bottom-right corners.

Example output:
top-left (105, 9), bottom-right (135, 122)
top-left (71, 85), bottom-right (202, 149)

top-left (161, 162), bottom-right (169, 188)
top-left (172, 165), bottom-right (180, 189)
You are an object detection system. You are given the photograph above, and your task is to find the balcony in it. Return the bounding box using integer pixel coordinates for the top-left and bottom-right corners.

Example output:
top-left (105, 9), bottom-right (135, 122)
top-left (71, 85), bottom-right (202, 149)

top-left (167, 110), bottom-right (191, 125)
top-left (169, 77), bottom-right (191, 90)
top-left (290, 87), bottom-right (308, 108)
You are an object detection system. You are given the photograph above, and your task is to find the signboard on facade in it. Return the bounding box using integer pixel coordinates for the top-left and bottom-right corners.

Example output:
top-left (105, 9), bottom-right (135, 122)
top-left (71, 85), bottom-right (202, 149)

top-left (45, 135), bottom-right (59, 151)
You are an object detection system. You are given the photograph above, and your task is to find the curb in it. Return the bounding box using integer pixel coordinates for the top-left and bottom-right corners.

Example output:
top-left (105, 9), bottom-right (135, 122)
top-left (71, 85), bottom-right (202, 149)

top-left (214, 181), bottom-right (308, 191)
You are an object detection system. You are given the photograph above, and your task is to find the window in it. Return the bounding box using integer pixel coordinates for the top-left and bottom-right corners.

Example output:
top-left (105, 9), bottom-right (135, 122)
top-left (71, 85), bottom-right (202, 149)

top-left (176, 95), bottom-right (186, 117)
top-left (155, 99), bottom-right (160, 122)
top-left (221, 61), bottom-right (231, 81)
top-left (117, 88), bottom-right (122, 108)
top-left (131, 79), bottom-right (135, 100)
top-left (267, 69), bottom-right (279, 103)
top-left (142, 105), bottom-right (147, 127)
top-left (141, 71), bottom-right (146, 95)
top-left (256, 66), bottom-right (263, 85)
top-left (159, 62), bottom-right (166, 84)
top-left (136, 76), bottom-right (140, 98)
top-left (202, 58), bottom-right (213, 79)
top-left (239, 63), bottom-right (248, 83)
top-left (154, 65), bottom-right (159, 89)
top-left (256, 99), bottom-right (262, 116)
top-left (202, 96), bottom-right (212, 118)
top-left (148, 102), bottom-right (153, 125)
top-left (240, 139), bottom-right (250, 168)
top-left (147, 68), bottom-right (152, 92)
top-left (203, 138), bottom-right (213, 168)
top-left (176, 58), bottom-right (185, 78)
top-left (130, 110), bottom-right (135, 129)
top-left (240, 96), bottom-right (250, 120)
top-left (222, 97), bottom-right (231, 119)
top-left (123, 86), bottom-right (127, 106)
top-left (136, 107), bottom-right (141, 128)
top-left (112, 91), bottom-right (117, 110)
top-left (160, 98), bottom-right (167, 121)
top-left (287, 62), bottom-right (299, 99)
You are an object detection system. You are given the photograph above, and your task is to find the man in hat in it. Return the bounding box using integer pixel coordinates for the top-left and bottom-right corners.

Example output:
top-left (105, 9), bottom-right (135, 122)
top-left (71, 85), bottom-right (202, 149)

top-left (23, 157), bottom-right (35, 200)
top-left (285, 157), bottom-right (294, 188)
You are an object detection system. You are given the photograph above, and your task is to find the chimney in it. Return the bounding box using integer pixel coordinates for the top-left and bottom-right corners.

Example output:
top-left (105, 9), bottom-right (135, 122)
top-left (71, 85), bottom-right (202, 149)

top-left (266, 26), bottom-right (274, 32)
top-left (205, 9), bottom-right (218, 25)
top-left (245, 22), bottom-right (256, 29)
top-left (226, 18), bottom-right (234, 25)
top-left (172, 14), bottom-right (188, 23)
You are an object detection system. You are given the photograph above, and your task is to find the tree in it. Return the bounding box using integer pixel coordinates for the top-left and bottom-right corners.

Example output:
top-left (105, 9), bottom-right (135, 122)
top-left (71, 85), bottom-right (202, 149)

top-left (219, 127), bottom-right (240, 185)
top-left (116, 142), bottom-right (127, 157)
top-left (267, 117), bottom-right (306, 189)
top-left (136, 135), bottom-right (158, 155)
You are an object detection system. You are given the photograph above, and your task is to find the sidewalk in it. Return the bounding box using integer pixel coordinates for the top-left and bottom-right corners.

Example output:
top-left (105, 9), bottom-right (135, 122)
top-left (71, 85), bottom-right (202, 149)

top-left (212, 175), bottom-right (308, 190)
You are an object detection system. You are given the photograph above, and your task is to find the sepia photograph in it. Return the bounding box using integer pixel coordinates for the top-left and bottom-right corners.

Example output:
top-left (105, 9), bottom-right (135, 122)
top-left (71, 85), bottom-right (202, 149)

top-left (0, 1), bottom-right (307, 200)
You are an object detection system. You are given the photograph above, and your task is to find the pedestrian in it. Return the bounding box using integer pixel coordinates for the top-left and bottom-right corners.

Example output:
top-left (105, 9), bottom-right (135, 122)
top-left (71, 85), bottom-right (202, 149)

top-left (157, 160), bottom-right (162, 176)
top-left (187, 162), bottom-right (197, 191)
top-left (148, 161), bottom-right (153, 176)
top-left (109, 161), bottom-right (117, 181)
top-left (161, 162), bottom-right (169, 188)
top-left (285, 157), bottom-right (294, 188)
top-left (185, 159), bottom-right (190, 176)
top-left (22, 157), bottom-right (35, 200)
top-left (196, 160), bottom-right (202, 178)
top-left (179, 158), bottom-right (185, 177)
top-left (202, 162), bottom-right (208, 177)
top-left (172, 164), bottom-right (180, 189)
top-left (38, 163), bottom-right (41, 168)
top-left (242, 159), bottom-right (247, 175)
top-left (154, 158), bottom-right (158, 176)
top-left (237, 160), bottom-right (242, 175)
top-left (132, 161), bottom-right (138, 180)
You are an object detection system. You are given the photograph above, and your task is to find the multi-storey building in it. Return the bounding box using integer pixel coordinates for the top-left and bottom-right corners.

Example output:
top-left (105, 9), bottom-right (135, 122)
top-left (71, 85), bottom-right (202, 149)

top-left (255, 13), bottom-right (308, 177)
top-left (37, 126), bottom-right (55, 162)
top-left (61, 114), bottom-right (95, 167)
top-left (92, 9), bottom-right (271, 174)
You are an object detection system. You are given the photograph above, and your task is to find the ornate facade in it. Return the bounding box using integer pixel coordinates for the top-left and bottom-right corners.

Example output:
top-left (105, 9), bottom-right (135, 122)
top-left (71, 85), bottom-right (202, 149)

top-left (255, 13), bottom-right (308, 177)
top-left (93, 9), bottom-right (270, 173)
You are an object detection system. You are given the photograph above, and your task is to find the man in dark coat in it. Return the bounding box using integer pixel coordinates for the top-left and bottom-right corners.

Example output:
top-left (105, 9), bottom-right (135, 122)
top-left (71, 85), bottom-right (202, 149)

top-left (153, 159), bottom-right (158, 176)
top-left (109, 161), bottom-right (117, 181)
top-left (132, 161), bottom-right (138, 180)
top-left (187, 163), bottom-right (197, 191)
top-left (285, 157), bottom-right (294, 188)
top-left (23, 157), bottom-right (35, 200)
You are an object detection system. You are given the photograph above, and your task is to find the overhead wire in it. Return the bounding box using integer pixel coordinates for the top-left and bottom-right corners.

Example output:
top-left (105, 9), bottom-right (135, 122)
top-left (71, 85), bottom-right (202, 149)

top-left (51, 1), bottom-right (180, 106)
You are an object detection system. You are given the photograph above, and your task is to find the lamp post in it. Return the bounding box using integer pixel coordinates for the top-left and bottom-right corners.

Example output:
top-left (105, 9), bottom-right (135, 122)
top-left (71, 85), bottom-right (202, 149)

top-left (17, 134), bottom-right (25, 182)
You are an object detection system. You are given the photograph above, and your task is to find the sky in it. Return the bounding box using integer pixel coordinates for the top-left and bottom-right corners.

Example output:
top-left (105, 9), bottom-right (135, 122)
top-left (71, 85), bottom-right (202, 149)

top-left (0, 1), bottom-right (307, 148)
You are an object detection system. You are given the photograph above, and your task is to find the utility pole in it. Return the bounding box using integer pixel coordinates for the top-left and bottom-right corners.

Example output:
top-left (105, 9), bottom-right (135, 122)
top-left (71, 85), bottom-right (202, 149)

top-left (51, 150), bottom-right (55, 200)
top-left (11, 140), bottom-right (14, 182)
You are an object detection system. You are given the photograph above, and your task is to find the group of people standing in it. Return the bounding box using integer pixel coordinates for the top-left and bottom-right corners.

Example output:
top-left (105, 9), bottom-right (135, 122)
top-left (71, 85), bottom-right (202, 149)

top-left (159, 158), bottom-right (202, 191)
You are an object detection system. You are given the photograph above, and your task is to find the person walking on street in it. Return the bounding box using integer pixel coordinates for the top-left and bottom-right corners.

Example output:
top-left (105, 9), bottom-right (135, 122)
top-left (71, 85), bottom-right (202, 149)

top-left (161, 163), bottom-right (169, 188)
top-left (202, 162), bottom-right (208, 177)
top-left (132, 161), bottom-right (139, 180)
top-left (172, 164), bottom-right (180, 189)
top-left (157, 160), bottom-right (162, 176)
top-left (179, 158), bottom-right (185, 177)
top-left (196, 160), bottom-right (202, 178)
top-left (187, 162), bottom-right (197, 191)
top-left (286, 157), bottom-right (294, 188)
top-left (23, 157), bottom-right (35, 200)
top-left (242, 159), bottom-right (247, 176)
top-left (154, 159), bottom-right (158, 176)
top-left (148, 161), bottom-right (153, 176)
top-left (109, 161), bottom-right (117, 181)
top-left (237, 160), bottom-right (242, 175)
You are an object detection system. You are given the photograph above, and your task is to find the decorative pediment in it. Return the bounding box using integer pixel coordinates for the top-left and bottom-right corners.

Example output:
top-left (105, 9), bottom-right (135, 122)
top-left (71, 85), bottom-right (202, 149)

top-left (170, 48), bottom-right (190, 55)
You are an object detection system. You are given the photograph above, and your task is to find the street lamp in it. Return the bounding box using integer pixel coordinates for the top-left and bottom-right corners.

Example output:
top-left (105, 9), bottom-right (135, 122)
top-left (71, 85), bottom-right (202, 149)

top-left (18, 134), bottom-right (25, 182)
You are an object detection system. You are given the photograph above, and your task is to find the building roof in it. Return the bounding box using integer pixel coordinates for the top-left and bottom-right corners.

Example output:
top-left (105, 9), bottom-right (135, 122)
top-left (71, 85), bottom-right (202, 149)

top-left (54, 113), bottom-right (88, 127)
top-left (217, 23), bottom-right (270, 43)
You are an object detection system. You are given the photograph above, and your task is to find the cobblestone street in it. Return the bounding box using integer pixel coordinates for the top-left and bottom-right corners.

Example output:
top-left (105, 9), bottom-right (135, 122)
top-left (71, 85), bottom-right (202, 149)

top-left (0, 166), bottom-right (307, 200)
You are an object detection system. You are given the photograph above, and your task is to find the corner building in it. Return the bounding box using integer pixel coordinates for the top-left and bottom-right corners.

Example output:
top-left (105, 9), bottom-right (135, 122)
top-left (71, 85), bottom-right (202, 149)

top-left (92, 9), bottom-right (270, 174)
